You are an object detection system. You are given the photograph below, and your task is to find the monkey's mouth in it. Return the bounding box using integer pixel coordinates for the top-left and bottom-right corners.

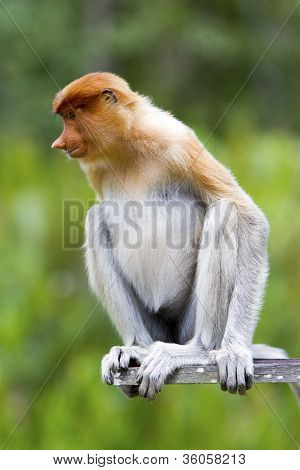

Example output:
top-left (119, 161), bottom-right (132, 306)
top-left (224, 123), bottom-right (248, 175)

top-left (66, 147), bottom-right (81, 158)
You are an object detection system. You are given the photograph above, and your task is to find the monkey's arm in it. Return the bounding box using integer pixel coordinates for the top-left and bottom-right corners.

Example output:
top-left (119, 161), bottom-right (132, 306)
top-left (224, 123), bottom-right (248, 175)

top-left (85, 204), bottom-right (153, 385)
top-left (216, 204), bottom-right (269, 392)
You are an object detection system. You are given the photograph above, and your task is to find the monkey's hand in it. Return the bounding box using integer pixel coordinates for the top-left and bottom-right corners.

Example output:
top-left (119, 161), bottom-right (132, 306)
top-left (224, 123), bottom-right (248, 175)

top-left (101, 345), bottom-right (148, 385)
top-left (137, 342), bottom-right (211, 400)
top-left (214, 344), bottom-right (253, 395)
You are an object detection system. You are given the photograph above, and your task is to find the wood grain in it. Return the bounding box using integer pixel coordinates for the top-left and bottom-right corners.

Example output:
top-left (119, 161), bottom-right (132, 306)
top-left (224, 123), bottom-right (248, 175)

top-left (112, 359), bottom-right (300, 386)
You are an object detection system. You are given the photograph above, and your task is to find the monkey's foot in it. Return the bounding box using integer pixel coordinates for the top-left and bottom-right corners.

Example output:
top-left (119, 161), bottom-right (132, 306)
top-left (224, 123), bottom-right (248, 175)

top-left (137, 342), bottom-right (211, 400)
top-left (101, 345), bottom-right (148, 386)
top-left (214, 345), bottom-right (253, 395)
top-left (137, 342), bottom-right (178, 400)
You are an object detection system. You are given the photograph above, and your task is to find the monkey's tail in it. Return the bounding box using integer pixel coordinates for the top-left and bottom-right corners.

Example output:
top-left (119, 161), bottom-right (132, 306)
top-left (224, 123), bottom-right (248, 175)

top-left (252, 343), bottom-right (300, 406)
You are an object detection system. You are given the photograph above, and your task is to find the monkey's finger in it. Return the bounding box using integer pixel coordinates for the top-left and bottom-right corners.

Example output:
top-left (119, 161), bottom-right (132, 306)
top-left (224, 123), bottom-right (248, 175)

top-left (217, 359), bottom-right (228, 391)
top-left (244, 361), bottom-right (254, 390)
top-left (146, 378), bottom-right (159, 401)
top-left (144, 363), bottom-right (167, 399)
top-left (226, 360), bottom-right (238, 394)
top-left (245, 373), bottom-right (253, 390)
top-left (110, 347), bottom-right (122, 372)
top-left (137, 364), bottom-right (146, 382)
top-left (101, 356), bottom-right (114, 385)
top-left (138, 352), bottom-right (156, 371)
top-left (236, 362), bottom-right (247, 395)
top-left (147, 376), bottom-right (165, 400)
top-left (138, 364), bottom-right (157, 395)
top-left (153, 372), bottom-right (166, 394)
top-left (102, 372), bottom-right (113, 385)
top-left (119, 350), bottom-right (131, 370)
top-left (138, 373), bottom-right (150, 398)
top-left (138, 357), bottom-right (166, 397)
top-left (137, 354), bottom-right (157, 381)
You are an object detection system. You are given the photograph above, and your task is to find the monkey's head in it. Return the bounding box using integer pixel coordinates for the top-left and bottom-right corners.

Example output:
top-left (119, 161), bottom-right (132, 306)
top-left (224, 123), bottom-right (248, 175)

top-left (52, 72), bottom-right (137, 161)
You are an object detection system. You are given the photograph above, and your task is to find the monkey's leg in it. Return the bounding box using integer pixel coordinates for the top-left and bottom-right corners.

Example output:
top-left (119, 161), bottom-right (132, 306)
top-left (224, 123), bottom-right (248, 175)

top-left (85, 205), bottom-right (154, 392)
top-left (210, 200), bottom-right (269, 394)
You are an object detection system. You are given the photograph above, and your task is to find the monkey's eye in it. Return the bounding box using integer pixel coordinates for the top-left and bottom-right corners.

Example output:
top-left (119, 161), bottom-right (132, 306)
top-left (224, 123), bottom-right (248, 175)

top-left (67, 111), bottom-right (76, 120)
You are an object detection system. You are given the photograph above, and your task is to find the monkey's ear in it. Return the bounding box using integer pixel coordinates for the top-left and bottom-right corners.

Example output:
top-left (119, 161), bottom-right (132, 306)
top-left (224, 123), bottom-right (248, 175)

top-left (101, 89), bottom-right (118, 105)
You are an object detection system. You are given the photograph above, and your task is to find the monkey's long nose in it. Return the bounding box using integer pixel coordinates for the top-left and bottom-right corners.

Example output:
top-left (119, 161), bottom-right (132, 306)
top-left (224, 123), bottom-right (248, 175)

top-left (51, 136), bottom-right (66, 150)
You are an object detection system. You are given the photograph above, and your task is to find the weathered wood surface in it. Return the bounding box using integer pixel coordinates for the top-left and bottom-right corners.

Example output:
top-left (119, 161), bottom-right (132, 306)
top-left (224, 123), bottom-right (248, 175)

top-left (112, 359), bottom-right (300, 386)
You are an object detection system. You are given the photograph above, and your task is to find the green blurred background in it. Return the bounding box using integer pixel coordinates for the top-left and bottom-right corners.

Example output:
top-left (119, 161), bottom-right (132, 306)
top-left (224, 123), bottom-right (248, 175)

top-left (0, 0), bottom-right (299, 450)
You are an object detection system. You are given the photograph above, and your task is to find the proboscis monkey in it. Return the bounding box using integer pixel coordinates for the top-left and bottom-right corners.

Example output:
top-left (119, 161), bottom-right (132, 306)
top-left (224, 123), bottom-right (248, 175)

top-left (52, 72), bottom-right (298, 401)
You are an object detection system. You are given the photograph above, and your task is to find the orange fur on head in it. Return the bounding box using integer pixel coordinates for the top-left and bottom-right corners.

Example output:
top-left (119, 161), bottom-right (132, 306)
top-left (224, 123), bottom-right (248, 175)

top-left (52, 72), bottom-right (136, 115)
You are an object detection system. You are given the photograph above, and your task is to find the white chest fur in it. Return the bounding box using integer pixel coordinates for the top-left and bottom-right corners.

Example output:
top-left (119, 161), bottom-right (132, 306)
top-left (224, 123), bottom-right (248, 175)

top-left (101, 184), bottom-right (204, 313)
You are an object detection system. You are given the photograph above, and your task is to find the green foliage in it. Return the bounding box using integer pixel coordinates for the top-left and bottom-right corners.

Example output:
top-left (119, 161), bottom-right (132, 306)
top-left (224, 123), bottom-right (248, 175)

top-left (0, 0), bottom-right (299, 450)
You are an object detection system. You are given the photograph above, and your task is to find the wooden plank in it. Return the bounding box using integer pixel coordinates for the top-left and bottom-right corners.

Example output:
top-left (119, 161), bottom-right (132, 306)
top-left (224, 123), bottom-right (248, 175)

top-left (112, 359), bottom-right (300, 386)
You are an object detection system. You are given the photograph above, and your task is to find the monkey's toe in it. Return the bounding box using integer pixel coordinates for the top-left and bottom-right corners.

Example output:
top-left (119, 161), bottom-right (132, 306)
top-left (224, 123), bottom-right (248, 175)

top-left (137, 354), bottom-right (170, 400)
top-left (138, 375), bottom-right (163, 400)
